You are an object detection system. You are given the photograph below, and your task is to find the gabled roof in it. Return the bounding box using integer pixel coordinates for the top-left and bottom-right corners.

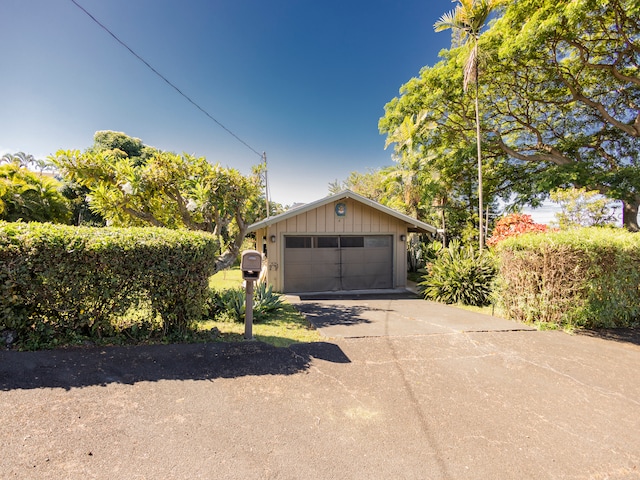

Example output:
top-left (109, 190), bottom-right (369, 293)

top-left (247, 189), bottom-right (437, 234)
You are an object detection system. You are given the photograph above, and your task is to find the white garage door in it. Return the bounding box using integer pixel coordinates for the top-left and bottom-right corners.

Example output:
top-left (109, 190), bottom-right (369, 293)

top-left (283, 235), bottom-right (393, 293)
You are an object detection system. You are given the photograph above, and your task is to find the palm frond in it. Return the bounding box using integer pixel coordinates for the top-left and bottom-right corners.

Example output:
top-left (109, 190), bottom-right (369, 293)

top-left (434, 10), bottom-right (458, 32)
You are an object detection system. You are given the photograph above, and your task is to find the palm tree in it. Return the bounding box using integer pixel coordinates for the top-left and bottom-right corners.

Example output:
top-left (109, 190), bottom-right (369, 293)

top-left (435, 0), bottom-right (502, 251)
top-left (1, 152), bottom-right (35, 168)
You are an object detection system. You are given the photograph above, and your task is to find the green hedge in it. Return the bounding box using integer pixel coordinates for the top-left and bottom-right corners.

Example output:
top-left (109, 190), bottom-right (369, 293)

top-left (0, 222), bottom-right (219, 347)
top-left (495, 228), bottom-right (640, 329)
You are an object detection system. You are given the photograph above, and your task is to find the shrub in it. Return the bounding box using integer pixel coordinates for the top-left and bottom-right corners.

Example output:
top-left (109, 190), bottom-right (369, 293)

top-left (0, 222), bottom-right (219, 349)
top-left (419, 240), bottom-right (497, 306)
top-left (495, 228), bottom-right (640, 329)
top-left (487, 213), bottom-right (548, 247)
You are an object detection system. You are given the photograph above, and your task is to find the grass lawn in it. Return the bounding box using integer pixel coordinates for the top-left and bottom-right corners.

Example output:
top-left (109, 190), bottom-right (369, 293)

top-left (205, 267), bottom-right (322, 347)
top-left (209, 266), bottom-right (244, 290)
top-left (199, 303), bottom-right (321, 347)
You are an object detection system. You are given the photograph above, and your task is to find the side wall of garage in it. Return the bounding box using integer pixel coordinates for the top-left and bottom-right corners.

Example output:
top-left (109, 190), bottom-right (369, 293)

top-left (253, 198), bottom-right (408, 292)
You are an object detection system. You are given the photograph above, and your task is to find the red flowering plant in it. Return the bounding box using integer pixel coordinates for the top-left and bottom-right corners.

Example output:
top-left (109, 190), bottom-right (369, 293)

top-left (486, 213), bottom-right (548, 247)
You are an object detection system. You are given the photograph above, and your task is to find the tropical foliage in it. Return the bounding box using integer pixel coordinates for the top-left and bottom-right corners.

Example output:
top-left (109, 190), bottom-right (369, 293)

top-left (549, 188), bottom-right (618, 229)
top-left (434, 0), bottom-right (505, 249)
top-left (0, 162), bottom-right (70, 223)
top-left (375, 0), bottom-right (639, 241)
top-left (51, 131), bottom-right (265, 272)
top-left (486, 213), bottom-right (548, 247)
top-left (419, 240), bottom-right (497, 306)
top-left (207, 282), bottom-right (284, 323)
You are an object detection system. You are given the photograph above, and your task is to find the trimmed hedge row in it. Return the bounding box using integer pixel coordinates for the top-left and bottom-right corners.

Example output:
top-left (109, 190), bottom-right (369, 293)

top-left (495, 228), bottom-right (640, 329)
top-left (0, 222), bottom-right (219, 347)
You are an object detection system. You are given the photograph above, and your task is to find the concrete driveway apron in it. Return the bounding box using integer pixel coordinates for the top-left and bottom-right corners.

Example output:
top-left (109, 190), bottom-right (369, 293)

top-left (287, 290), bottom-right (535, 338)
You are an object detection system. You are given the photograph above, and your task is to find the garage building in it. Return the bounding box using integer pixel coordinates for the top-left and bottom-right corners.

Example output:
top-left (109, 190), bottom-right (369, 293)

top-left (247, 190), bottom-right (437, 293)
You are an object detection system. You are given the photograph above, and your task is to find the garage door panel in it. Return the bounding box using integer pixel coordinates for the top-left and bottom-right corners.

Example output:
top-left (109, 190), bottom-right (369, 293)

top-left (312, 262), bottom-right (340, 277)
top-left (340, 238), bottom-right (392, 290)
top-left (365, 261), bottom-right (391, 277)
top-left (363, 246), bottom-right (391, 257)
top-left (340, 249), bottom-right (365, 264)
top-left (311, 248), bottom-right (340, 264)
top-left (285, 261), bottom-right (340, 292)
top-left (285, 249), bottom-right (313, 264)
top-left (286, 262), bottom-right (340, 280)
top-left (284, 235), bottom-right (393, 293)
top-left (285, 275), bottom-right (341, 292)
top-left (341, 264), bottom-right (392, 289)
top-left (342, 274), bottom-right (390, 290)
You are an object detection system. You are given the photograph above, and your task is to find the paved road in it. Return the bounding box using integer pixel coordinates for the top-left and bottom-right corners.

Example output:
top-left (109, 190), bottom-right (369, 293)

top-left (1, 298), bottom-right (639, 479)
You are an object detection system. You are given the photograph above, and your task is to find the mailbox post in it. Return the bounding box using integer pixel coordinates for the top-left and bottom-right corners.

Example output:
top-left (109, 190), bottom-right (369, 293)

top-left (240, 250), bottom-right (262, 340)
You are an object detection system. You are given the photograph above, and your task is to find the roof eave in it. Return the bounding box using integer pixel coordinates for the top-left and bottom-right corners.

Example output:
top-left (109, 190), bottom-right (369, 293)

top-left (247, 190), bottom-right (437, 234)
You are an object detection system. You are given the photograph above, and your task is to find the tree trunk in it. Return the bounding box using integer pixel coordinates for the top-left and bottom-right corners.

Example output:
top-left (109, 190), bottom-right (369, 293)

top-left (212, 212), bottom-right (249, 273)
top-left (622, 200), bottom-right (640, 232)
top-left (440, 197), bottom-right (447, 247)
top-left (213, 229), bottom-right (246, 273)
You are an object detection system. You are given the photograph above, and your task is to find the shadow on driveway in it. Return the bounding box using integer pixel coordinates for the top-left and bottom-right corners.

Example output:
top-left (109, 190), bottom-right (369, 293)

top-left (0, 341), bottom-right (350, 391)
top-left (289, 290), bottom-right (535, 338)
top-left (293, 303), bottom-right (376, 329)
top-left (293, 291), bottom-right (416, 330)
top-left (577, 328), bottom-right (640, 346)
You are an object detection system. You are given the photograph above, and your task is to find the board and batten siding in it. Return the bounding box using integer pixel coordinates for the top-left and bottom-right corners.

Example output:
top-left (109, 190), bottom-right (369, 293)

top-left (254, 198), bottom-right (408, 292)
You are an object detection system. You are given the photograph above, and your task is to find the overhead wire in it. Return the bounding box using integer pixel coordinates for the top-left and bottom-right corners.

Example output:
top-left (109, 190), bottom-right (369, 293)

top-left (68, 0), bottom-right (263, 159)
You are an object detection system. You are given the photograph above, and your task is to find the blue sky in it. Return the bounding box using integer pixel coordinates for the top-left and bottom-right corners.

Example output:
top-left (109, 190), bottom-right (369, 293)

top-left (1, 0), bottom-right (457, 207)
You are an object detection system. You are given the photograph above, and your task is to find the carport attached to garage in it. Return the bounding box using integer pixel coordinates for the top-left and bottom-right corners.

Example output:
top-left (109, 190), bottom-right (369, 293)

top-left (284, 235), bottom-right (392, 292)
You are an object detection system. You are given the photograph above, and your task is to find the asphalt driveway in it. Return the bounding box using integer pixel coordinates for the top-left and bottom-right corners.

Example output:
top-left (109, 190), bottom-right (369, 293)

top-left (287, 290), bottom-right (535, 338)
top-left (1, 293), bottom-right (639, 479)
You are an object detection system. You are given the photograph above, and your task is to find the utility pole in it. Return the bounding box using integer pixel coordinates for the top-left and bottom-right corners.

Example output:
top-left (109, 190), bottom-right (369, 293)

top-left (263, 151), bottom-right (270, 219)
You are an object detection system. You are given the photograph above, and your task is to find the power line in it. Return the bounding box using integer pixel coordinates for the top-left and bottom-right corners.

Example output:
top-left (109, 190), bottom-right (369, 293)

top-left (69, 0), bottom-right (263, 159)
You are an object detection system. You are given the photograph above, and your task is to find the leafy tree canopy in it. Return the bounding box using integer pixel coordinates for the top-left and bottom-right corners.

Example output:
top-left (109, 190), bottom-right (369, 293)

top-left (378, 50), bottom-right (543, 245)
top-left (482, 0), bottom-right (640, 228)
top-left (380, 0), bottom-right (640, 233)
top-left (549, 187), bottom-right (619, 229)
top-left (51, 131), bottom-right (265, 272)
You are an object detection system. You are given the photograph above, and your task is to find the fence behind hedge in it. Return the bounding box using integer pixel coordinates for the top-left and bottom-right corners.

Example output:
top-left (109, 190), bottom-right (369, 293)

top-left (495, 228), bottom-right (640, 329)
top-left (0, 222), bottom-right (219, 346)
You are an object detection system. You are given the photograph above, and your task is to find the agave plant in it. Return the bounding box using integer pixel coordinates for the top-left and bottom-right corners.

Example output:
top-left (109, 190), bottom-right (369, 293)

top-left (205, 282), bottom-right (284, 323)
top-left (253, 282), bottom-right (284, 321)
top-left (207, 287), bottom-right (245, 322)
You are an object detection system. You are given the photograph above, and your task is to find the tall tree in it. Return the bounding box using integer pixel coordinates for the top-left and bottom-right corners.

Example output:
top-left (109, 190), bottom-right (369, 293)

top-left (434, 0), bottom-right (504, 250)
top-left (382, 0), bottom-right (639, 234)
top-left (329, 169), bottom-right (389, 204)
top-left (380, 54), bottom-right (542, 246)
top-left (482, 0), bottom-right (640, 230)
top-left (51, 131), bottom-right (265, 272)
